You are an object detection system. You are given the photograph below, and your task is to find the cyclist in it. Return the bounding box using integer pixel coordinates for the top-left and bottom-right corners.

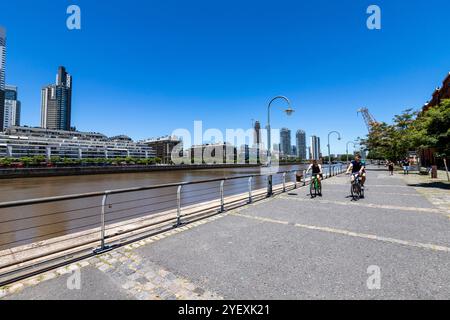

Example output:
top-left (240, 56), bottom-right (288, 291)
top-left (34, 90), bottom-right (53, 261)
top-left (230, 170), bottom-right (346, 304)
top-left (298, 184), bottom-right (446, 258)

top-left (306, 160), bottom-right (323, 196)
top-left (346, 155), bottom-right (366, 189)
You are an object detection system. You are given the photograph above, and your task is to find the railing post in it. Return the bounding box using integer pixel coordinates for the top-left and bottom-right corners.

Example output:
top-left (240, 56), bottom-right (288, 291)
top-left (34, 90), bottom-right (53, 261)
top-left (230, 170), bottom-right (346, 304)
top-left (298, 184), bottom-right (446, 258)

top-left (282, 172), bottom-right (287, 192)
top-left (303, 170), bottom-right (306, 186)
top-left (219, 180), bottom-right (225, 212)
top-left (175, 185), bottom-right (183, 227)
top-left (94, 191), bottom-right (111, 254)
top-left (267, 175), bottom-right (273, 197)
top-left (294, 171), bottom-right (298, 189)
top-left (248, 177), bottom-right (253, 204)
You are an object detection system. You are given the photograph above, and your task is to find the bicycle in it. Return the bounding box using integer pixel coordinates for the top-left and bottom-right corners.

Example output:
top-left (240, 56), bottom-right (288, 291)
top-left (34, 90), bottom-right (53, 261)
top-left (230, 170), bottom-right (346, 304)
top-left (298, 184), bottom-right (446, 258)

top-left (350, 173), bottom-right (364, 200)
top-left (310, 174), bottom-right (322, 198)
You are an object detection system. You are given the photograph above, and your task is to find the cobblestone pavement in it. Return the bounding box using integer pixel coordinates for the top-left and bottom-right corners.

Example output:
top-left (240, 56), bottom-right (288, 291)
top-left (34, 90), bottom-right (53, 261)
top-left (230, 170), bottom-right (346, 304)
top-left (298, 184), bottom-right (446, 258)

top-left (1, 215), bottom-right (226, 300)
top-left (399, 170), bottom-right (450, 213)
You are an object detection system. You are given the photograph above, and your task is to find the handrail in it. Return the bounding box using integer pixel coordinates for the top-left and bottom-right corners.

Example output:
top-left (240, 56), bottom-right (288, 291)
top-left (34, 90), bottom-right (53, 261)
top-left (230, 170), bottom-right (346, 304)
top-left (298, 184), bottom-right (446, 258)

top-left (0, 169), bottom-right (300, 209)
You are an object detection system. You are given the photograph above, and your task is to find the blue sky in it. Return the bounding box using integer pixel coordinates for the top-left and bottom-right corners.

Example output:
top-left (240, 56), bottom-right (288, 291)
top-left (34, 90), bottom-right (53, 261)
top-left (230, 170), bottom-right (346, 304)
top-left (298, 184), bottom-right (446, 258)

top-left (1, 0), bottom-right (449, 154)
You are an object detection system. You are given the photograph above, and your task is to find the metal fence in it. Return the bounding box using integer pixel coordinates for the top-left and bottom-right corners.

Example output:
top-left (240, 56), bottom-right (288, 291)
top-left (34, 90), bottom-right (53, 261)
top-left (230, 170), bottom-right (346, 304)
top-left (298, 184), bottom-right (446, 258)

top-left (0, 164), bottom-right (345, 282)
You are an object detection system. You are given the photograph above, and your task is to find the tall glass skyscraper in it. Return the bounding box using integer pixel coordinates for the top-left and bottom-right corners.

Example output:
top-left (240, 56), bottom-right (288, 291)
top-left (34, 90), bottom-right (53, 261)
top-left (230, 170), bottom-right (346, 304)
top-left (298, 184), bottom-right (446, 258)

top-left (310, 136), bottom-right (321, 160)
top-left (0, 26), bottom-right (6, 131)
top-left (41, 66), bottom-right (73, 131)
top-left (296, 130), bottom-right (307, 160)
top-left (280, 128), bottom-right (291, 157)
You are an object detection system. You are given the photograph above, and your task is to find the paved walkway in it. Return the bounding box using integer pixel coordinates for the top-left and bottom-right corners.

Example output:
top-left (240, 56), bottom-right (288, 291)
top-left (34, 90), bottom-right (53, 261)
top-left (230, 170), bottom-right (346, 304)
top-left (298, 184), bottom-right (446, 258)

top-left (1, 167), bottom-right (450, 300)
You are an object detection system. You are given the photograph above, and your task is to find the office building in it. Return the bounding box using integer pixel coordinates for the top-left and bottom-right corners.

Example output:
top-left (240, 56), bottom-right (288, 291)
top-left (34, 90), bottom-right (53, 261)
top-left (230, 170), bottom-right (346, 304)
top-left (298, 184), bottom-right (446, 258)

top-left (296, 130), bottom-right (307, 160)
top-left (141, 136), bottom-right (183, 164)
top-left (41, 66), bottom-right (72, 131)
top-left (310, 136), bottom-right (321, 160)
top-left (3, 85), bottom-right (20, 129)
top-left (423, 72), bottom-right (450, 112)
top-left (0, 27), bottom-right (6, 131)
top-left (253, 120), bottom-right (261, 163)
top-left (280, 128), bottom-right (291, 157)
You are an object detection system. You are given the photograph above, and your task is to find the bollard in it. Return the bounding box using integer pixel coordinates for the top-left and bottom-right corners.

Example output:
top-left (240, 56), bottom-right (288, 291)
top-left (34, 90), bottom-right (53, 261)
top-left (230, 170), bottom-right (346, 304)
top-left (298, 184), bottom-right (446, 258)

top-left (303, 170), bottom-right (306, 186)
top-left (283, 172), bottom-right (287, 192)
top-left (219, 180), bottom-right (225, 212)
top-left (248, 177), bottom-right (253, 203)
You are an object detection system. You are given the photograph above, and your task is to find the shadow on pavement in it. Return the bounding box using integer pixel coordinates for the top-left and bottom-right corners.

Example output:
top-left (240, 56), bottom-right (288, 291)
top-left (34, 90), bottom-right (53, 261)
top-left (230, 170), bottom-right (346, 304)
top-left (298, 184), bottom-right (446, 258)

top-left (407, 182), bottom-right (450, 190)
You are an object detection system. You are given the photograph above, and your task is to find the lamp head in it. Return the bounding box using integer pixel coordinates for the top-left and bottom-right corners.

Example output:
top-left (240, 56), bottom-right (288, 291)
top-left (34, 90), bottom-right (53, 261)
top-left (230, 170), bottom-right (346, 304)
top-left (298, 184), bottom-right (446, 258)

top-left (285, 108), bottom-right (295, 116)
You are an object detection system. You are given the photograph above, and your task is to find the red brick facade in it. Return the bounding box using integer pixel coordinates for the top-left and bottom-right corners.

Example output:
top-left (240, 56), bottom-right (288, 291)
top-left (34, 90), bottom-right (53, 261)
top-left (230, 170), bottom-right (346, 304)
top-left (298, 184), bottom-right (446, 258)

top-left (423, 72), bottom-right (450, 111)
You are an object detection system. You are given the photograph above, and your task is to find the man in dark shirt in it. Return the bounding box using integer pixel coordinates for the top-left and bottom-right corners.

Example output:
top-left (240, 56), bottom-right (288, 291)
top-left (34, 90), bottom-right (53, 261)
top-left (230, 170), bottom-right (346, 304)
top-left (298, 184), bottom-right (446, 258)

top-left (346, 155), bottom-right (366, 187)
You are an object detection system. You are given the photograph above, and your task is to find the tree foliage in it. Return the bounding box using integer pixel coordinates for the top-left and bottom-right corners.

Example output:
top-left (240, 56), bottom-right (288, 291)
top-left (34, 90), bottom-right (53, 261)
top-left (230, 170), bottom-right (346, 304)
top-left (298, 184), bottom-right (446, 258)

top-left (361, 100), bottom-right (449, 161)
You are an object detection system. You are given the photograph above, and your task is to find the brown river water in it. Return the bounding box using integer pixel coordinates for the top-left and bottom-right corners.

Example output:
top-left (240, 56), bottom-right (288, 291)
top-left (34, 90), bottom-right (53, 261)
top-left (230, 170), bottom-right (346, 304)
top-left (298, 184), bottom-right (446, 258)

top-left (0, 165), bottom-right (312, 251)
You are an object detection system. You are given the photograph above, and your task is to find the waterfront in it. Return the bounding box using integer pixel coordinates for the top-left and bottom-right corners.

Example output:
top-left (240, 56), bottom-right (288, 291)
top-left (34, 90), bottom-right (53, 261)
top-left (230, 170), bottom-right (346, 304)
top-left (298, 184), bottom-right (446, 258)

top-left (0, 165), bottom-right (308, 251)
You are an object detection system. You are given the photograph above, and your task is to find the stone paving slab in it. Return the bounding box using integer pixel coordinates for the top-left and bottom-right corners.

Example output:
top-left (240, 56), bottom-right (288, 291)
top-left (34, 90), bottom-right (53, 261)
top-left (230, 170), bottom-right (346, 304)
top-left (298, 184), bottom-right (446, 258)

top-left (135, 214), bottom-right (450, 299)
top-left (3, 266), bottom-right (134, 300)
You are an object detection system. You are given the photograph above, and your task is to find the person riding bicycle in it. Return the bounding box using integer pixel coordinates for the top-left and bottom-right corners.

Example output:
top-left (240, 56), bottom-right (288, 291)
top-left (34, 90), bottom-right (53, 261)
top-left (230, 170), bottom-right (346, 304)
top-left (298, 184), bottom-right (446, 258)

top-left (346, 155), bottom-right (366, 189)
top-left (306, 160), bottom-right (323, 195)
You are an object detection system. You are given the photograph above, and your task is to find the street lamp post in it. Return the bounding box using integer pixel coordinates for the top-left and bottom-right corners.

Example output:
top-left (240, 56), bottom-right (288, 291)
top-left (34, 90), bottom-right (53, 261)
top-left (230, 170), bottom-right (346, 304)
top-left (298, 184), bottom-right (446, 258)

top-left (266, 96), bottom-right (295, 196)
top-left (327, 131), bottom-right (342, 177)
top-left (346, 141), bottom-right (357, 164)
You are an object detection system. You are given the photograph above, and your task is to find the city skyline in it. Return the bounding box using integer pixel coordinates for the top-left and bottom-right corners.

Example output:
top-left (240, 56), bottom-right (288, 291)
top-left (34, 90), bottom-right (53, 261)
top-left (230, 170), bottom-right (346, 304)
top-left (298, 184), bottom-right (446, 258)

top-left (1, 1), bottom-right (450, 154)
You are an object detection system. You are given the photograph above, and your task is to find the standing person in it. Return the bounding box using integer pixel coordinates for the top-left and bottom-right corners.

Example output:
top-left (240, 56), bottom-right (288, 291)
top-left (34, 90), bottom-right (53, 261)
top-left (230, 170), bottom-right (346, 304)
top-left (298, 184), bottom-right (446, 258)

top-left (405, 158), bottom-right (410, 175)
top-left (388, 161), bottom-right (394, 176)
top-left (402, 159), bottom-right (408, 175)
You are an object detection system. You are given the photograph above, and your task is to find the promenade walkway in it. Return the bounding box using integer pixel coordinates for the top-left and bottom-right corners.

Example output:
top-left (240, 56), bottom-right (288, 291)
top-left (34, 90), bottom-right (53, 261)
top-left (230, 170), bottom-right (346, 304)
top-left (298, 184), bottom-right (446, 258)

top-left (2, 166), bottom-right (450, 300)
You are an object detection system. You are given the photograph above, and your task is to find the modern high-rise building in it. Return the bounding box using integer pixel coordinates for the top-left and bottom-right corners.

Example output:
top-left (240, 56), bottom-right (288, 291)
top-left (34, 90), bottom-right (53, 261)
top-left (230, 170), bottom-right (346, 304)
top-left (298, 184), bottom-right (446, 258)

top-left (0, 26), bottom-right (6, 132)
top-left (3, 85), bottom-right (20, 129)
top-left (280, 128), bottom-right (291, 157)
top-left (310, 135), bottom-right (321, 160)
top-left (296, 130), bottom-right (307, 160)
top-left (253, 120), bottom-right (261, 163)
top-left (41, 66), bottom-right (73, 131)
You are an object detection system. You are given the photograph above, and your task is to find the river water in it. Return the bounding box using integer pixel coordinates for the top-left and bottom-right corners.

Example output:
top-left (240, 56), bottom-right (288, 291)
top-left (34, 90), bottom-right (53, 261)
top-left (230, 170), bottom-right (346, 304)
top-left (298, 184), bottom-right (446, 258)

top-left (0, 165), bottom-right (314, 251)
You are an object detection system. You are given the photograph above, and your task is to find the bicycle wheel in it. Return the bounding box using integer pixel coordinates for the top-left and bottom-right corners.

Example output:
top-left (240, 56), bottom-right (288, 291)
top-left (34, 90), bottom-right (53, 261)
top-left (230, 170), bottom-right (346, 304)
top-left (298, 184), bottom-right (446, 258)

top-left (355, 182), bottom-right (361, 199)
top-left (310, 179), bottom-right (316, 197)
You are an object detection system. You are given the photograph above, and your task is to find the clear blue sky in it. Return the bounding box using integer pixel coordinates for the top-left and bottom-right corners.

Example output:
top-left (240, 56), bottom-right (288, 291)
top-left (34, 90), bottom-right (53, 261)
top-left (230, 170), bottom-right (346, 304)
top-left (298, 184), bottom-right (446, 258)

top-left (1, 0), bottom-right (449, 154)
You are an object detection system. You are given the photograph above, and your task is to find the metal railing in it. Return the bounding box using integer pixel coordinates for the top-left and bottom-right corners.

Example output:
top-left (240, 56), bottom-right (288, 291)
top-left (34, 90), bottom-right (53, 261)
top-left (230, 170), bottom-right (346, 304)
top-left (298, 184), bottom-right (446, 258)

top-left (0, 165), bottom-right (345, 276)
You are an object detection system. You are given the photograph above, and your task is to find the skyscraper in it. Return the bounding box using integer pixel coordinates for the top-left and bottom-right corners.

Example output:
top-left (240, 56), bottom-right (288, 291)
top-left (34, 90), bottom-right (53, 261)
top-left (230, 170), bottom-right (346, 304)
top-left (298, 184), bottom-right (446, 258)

top-left (280, 128), bottom-right (291, 157)
top-left (310, 136), bottom-right (321, 160)
top-left (3, 85), bottom-right (20, 128)
top-left (253, 120), bottom-right (261, 163)
top-left (0, 26), bottom-right (5, 89)
top-left (0, 26), bottom-right (6, 132)
top-left (296, 130), bottom-right (307, 160)
top-left (41, 66), bottom-right (72, 131)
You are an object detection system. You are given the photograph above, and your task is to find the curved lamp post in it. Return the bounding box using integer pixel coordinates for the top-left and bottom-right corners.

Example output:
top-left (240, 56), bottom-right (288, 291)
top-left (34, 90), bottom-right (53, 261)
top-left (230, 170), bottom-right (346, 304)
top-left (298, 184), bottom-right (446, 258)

top-left (346, 141), bottom-right (357, 164)
top-left (327, 131), bottom-right (342, 176)
top-left (266, 96), bottom-right (295, 196)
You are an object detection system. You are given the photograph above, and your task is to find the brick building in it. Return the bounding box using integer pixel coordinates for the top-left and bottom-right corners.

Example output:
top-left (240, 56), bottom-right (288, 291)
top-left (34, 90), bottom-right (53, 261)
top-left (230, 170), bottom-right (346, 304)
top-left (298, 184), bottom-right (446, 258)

top-left (423, 72), bottom-right (450, 112)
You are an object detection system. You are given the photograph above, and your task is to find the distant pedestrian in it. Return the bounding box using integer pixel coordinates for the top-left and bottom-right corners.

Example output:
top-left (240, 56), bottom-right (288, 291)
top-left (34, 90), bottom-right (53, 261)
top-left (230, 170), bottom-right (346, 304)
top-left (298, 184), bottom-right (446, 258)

top-left (402, 158), bottom-right (410, 175)
top-left (388, 161), bottom-right (394, 176)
